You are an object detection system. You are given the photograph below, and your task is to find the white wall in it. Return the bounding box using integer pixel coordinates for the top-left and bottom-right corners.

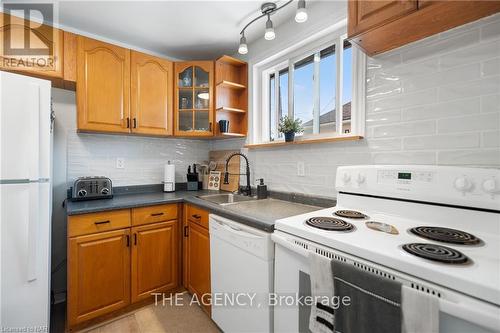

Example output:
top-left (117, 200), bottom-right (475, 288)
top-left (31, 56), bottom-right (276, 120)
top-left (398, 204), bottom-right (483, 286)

top-left (213, 12), bottom-right (500, 198)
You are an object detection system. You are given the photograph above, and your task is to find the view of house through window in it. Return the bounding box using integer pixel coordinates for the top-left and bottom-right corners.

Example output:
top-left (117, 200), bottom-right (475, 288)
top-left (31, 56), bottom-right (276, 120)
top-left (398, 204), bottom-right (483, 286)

top-left (267, 37), bottom-right (354, 141)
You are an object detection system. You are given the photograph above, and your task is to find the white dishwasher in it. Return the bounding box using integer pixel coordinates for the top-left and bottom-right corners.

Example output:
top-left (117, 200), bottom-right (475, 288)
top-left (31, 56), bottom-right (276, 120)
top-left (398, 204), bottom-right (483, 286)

top-left (209, 214), bottom-right (274, 333)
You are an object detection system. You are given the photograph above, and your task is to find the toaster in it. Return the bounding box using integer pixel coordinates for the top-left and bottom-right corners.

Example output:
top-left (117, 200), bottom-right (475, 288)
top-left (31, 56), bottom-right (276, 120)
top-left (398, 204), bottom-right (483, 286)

top-left (71, 176), bottom-right (113, 201)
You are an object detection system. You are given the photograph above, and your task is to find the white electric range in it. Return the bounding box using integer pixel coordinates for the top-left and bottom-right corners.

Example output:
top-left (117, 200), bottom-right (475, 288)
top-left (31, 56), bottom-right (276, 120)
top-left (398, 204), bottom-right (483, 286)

top-left (273, 165), bottom-right (500, 333)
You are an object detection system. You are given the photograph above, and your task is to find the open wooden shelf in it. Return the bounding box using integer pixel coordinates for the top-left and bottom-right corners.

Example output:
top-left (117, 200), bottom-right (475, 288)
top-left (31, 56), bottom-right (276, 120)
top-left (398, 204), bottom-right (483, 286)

top-left (214, 132), bottom-right (247, 139)
top-left (216, 106), bottom-right (246, 113)
top-left (215, 55), bottom-right (248, 138)
top-left (217, 55), bottom-right (247, 67)
top-left (217, 80), bottom-right (246, 90)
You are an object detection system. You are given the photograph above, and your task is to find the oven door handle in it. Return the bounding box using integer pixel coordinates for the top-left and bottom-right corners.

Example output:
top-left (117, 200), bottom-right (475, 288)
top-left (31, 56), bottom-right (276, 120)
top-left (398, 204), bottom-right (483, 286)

top-left (272, 233), bottom-right (309, 257)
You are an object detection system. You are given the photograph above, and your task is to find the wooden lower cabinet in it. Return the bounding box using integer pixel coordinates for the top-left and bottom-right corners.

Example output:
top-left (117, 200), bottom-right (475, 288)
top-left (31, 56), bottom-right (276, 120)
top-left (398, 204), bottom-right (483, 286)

top-left (185, 215), bottom-right (211, 315)
top-left (131, 220), bottom-right (179, 302)
top-left (68, 229), bottom-right (131, 326)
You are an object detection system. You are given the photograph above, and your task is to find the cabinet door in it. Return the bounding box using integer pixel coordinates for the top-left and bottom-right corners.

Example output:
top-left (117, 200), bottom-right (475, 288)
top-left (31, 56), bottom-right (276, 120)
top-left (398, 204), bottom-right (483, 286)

top-left (131, 221), bottom-right (179, 303)
top-left (348, 0), bottom-right (418, 37)
top-left (174, 61), bottom-right (214, 137)
top-left (0, 13), bottom-right (64, 78)
top-left (131, 51), bottom-right (173, 136)
top-left (68, 229), bottom-right (130, 326)
top-left (77, 36), bottom-right (130, 133)
top-left (186, 220), bottom-right (211, 314)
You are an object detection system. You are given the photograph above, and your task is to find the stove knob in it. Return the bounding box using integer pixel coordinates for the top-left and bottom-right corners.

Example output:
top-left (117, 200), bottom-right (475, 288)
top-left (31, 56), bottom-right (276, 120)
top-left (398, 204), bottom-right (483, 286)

top-left (356, 173), bottom-right (365, 184)
top-left (342, 173), bottom-right (351, 183)
top-left (101, 188), bottom-right (110, 195)
top-left (482, 178), bottom-right (498, 194)
top-left (454, 177), bottom-right (472, 192)
top-left (77, 189), bottom-right (87, 197)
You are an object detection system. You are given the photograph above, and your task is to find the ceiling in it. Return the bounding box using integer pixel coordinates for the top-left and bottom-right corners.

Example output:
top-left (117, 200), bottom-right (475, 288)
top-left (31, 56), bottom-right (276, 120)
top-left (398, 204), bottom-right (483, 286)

top-left (56, 0), bottom-right (329, 60)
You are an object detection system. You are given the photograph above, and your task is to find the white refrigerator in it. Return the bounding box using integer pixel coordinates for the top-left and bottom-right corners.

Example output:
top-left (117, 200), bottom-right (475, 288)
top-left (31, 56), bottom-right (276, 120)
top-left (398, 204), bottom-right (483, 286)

top-left (0, 71), bottom-right (52, 332)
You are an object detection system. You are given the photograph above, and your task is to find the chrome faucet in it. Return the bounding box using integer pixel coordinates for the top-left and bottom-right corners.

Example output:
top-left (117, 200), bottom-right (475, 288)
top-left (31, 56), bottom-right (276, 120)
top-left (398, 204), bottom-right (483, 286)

top-left (223, 152), bottom-right (252, 196)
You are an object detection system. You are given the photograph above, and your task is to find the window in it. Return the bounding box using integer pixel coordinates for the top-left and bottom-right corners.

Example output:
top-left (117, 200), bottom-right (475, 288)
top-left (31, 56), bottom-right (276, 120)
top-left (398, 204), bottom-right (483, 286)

top-left (257, 29), bottom-right (365, 144)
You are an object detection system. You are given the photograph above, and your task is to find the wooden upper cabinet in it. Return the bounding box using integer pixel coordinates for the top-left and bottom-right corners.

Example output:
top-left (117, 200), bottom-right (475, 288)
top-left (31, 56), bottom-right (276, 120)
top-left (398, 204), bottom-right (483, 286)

top-left (0, 13), bottom-right (64, 78)
top-left (77, 36), bottom-right (130, 133)
top-left (131, 220), bottom-right (179, 303)
top-left (68, 229), bottom-right (131, 326)
top-left (348, 0), bottom-right (417, 37)
top-left (348, 0), bottom-right (500, 56)
top-left (174, 61), bottom-right (215, 137)
top-left (131, 51), bottom-right (174, 136)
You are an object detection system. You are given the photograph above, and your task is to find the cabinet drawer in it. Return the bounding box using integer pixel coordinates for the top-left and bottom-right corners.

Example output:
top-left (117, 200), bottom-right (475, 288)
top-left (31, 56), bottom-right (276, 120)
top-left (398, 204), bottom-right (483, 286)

top-left (132, 204), bottom-right (178, 226)
top-left (68, 209), bottom-right (131, 237)
top-left (186, 205), bottom-right (209, 229)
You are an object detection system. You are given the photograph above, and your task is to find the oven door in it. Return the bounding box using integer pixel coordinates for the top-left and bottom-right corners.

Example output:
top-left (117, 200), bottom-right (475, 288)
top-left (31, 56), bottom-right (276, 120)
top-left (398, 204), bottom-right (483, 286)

top-left (273, 231), bottom-right (500, 333)
top-left (274, 234), bottom-right (312, 333)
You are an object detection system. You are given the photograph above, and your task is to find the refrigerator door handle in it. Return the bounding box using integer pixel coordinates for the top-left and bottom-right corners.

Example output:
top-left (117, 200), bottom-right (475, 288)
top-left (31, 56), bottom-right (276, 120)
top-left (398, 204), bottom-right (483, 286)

top-left (26, 184), bottom-right (39, 282)
top-left (29, 83), bottom-right (41, 181)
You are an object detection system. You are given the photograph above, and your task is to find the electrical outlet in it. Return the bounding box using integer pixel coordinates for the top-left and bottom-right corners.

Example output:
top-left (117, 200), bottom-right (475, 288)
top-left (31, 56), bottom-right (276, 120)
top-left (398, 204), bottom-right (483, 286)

top-left (297, 162), bottom-right (305, 177)
top-left (116, 158), bottom-right (125, 169)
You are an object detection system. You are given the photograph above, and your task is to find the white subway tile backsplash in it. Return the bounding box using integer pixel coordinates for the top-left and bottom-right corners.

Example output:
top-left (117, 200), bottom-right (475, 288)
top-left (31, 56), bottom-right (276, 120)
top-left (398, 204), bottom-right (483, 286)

top-left (481, 58), bottom-right (500, 77)
top-left (67, 132), bottom-right (210, 186)
top-left (482, 131), bottom-right (500, 147)
top-left (438, 76), bottom-right (500, 101)
top-left (481, 19), bottom-right (500, 41)
top-left (401, 98), bottom-right (480, 121)
top-left (437, 113), bottom-right (500, 133)
top-left (367, 88), bottom-right (438, 112)
top-left (403, 133), bottom-right (480, 150)
top-left (373, 120), bottom-right (436, 138)
top-left (366, 110), bottom-right (402, 125)
top-left (372, 152), bottom-right (436, 165)
top-left (402, 30), bottom-right (480, 63)
top-left (440, 40), bottom-right (500, 70)
top-left (481, 94), bottom-right (500, 113)
top-left (438, 149), bottom-right (500, 166)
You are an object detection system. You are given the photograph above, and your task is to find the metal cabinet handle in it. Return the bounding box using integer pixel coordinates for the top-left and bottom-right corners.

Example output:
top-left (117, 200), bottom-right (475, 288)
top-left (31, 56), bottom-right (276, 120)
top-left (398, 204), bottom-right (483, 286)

top-left (126, 235), bottom-right (130, 247)
top-left (151, 212), bottom-right (164, 217)
top-left (192, 214), bottom-right (201, 219)
top-left (184, 226), bottom-right (189, 237)
top-left (126, 117), bottom-right (130, 128)
top-left (209, 122), bottom-right (212, 132)
top-left (134, 233), bottom-right (137, 245)
top-left (133, 118), bottom-right (137, 128)
top-left (94, 220), bottom-right (110, 225)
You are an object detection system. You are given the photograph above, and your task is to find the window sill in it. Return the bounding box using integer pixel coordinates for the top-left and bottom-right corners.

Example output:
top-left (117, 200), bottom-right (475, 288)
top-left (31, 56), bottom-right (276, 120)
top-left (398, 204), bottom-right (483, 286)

top-left (244, 135), bottom-right (363, 149)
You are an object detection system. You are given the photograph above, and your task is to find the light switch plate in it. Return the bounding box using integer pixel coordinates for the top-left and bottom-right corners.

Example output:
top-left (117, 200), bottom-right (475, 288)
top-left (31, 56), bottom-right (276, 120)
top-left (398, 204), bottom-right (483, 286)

top-left (116, 157), bottom-right (125, 169)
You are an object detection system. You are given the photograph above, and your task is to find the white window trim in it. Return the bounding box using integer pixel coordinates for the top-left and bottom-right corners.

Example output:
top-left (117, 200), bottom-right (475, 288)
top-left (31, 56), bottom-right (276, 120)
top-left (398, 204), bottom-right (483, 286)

top-left (250, 20), bottom-right (366, 145)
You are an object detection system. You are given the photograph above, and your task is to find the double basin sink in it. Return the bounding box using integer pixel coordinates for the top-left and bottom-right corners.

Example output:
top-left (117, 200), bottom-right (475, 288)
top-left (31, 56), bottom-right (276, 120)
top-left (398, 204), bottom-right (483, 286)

top-left (197, 193), bottom-right (256, 206)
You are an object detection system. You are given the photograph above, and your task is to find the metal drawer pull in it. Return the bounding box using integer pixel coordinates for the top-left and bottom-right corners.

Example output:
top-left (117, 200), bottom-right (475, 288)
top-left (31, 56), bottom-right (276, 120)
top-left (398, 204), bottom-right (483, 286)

top-left (184, 226), bottom-right (189, 237)
top-left (94, 220), bottom-right (110, 225)
top-left (126, 235), bottom-right (130, 247)
top-left (192, 214), bottom-right (201, 219)
top-left (134, 233), bottom-right (137, 245)
top-left (151, 212), bottom-right (164, 217)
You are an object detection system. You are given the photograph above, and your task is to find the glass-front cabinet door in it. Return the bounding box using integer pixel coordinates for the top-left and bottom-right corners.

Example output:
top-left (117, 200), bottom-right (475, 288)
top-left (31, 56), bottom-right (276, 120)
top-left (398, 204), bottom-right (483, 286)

top-left (175, 61), bottom-right (214, 136)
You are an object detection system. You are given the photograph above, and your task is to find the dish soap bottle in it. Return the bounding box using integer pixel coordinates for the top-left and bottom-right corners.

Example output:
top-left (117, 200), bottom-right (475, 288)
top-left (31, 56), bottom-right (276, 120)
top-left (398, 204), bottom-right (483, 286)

top-left (256, 178), bottom-right (268, 199)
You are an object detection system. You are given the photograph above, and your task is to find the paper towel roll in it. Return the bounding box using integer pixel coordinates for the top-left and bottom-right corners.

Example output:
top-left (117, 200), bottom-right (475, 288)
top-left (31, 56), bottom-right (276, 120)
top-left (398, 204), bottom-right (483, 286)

top-left (163, 162), bottom-right (175, 192)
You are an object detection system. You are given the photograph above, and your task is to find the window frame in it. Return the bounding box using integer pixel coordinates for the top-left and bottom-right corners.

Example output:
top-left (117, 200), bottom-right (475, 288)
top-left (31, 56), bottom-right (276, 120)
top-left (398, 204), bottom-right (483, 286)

top-left (253, 24), bottom-right (366, 145)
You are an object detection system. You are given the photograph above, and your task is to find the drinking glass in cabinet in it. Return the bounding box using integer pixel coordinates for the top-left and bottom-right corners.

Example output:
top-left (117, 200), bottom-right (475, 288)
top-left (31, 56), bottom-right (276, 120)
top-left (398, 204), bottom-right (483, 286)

top-left (179, 90), bottom-right (193, 109)
top-left (179, 67), bottom-right (193, 87)
top-left (179, 111), bottom-right (193, 131)
top-left (194, 110), bottom-right (209, 131)
top-left (195, 89), bottom-right (209, 109)
top-left (194, 66), bottom-right (209, 88)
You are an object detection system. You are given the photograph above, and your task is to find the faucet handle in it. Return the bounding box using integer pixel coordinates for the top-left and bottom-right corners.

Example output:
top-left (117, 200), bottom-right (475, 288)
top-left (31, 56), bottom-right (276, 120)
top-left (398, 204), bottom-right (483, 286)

top-left (256, 178), bottom-right (265, 185)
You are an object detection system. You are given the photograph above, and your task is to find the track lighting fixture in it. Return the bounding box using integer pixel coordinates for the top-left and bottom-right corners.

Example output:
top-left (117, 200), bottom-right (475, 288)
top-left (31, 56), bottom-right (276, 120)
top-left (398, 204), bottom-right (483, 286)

top-left (238, 1), bottom-right (307, 55)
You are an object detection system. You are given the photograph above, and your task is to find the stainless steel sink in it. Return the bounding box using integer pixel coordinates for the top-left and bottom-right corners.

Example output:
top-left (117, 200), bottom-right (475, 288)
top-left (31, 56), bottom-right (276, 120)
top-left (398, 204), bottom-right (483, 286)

top-left (197, 193), bottom-right (256, 205)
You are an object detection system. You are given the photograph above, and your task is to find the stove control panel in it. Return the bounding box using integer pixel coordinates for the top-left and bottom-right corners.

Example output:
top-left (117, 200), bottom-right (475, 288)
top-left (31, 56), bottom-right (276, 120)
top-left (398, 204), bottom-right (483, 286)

top-left (336, 165), bottom-right (500, 211)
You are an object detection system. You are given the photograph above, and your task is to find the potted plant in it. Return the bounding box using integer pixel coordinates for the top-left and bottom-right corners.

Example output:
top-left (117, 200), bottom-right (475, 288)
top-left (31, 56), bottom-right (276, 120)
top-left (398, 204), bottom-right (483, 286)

top-left (278, 116), bottom-right (303, 142)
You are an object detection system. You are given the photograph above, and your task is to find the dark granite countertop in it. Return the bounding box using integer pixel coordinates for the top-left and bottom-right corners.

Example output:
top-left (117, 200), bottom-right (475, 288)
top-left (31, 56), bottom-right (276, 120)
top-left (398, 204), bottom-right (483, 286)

top-left (66, 188), bottom-right (335, 232)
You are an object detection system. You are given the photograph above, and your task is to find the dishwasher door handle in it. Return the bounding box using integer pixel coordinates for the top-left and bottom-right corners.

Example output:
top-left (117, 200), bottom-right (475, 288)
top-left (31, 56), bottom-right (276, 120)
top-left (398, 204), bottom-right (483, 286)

top-left (216, 221), bottom-right (262, 239)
